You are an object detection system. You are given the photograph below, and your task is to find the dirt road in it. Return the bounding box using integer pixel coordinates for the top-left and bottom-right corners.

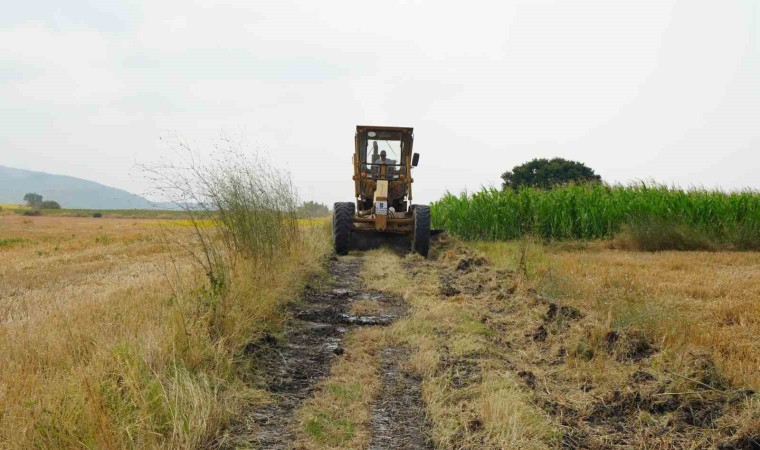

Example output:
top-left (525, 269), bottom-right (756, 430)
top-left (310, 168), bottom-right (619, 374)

top-left (224, 241), bottom-right (757, 449)
top-left (228, 255), bottom-right (432, 449)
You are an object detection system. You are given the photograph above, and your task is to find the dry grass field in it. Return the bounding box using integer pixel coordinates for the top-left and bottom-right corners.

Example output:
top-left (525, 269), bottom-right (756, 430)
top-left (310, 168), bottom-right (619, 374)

top-left (546, 244), bottom-right (759, 390)
top-left (476, 241), bottom-right (760, 389)
top-left (475, 240), bottom-right (760, 447)
top-left (2, 211), bottom-right (757, 448)
top-left (0, 214), bottom-right (330, 448)
top-left (293, 238), bottom-right (758, 449)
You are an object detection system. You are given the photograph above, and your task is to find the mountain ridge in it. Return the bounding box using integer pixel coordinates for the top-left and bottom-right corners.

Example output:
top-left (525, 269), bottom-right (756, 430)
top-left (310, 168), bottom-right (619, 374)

top-left (0, 165), bottom-right (159, 210)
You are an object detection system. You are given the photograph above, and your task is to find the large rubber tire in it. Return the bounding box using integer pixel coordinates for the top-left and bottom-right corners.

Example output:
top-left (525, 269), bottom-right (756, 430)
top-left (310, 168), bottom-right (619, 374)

top-left (333, 202), bottom-right (353, 255)
top-left (412, 204), bottom-right (431, 257)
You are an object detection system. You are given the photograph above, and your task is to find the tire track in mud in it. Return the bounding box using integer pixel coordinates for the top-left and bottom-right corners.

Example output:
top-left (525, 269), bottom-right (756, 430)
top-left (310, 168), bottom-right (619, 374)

top-left (233, 255), bottom-right (431, 449)
top-left (370, 347), bottom-right (434, 449)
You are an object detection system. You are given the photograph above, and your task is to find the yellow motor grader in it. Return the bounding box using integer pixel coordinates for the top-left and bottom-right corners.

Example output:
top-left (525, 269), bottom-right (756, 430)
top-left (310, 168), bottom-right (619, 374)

top-left (333, 125), bottom-right (431, 256)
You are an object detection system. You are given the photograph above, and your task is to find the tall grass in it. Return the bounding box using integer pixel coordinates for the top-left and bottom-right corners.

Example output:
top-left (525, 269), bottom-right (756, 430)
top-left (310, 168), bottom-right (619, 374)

top-left (144, 142), bottom-right (300, 288)
top-left (431, 184), bottom-right (759, 249)
top-left (0, 143), bottom-right (330, 448)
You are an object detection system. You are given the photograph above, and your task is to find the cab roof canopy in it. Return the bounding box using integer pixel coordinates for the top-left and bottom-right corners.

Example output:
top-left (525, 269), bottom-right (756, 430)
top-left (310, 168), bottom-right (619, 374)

top-left (356, 125), bottom-right (413, 140)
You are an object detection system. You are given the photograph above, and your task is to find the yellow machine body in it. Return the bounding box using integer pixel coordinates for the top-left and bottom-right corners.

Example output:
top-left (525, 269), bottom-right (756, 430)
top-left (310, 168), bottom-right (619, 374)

top-left (351, 125), bottom-right (416, 235)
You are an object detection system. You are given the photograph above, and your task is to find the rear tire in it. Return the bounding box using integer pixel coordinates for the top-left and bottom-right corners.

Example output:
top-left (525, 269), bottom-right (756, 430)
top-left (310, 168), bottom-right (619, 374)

top-left (412, 204), bottom-right (431, 257)
top-left (333, 202), bottom-right (353, 255)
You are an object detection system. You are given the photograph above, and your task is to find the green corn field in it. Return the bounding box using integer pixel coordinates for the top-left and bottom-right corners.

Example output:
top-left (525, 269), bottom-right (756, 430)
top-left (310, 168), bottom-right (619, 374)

top-left (431, 184), bottom-right (759, 247)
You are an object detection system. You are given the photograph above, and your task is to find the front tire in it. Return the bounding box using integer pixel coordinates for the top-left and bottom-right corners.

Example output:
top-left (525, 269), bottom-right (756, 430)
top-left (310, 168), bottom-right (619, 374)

top-left (412, 204), bottom-right (431, 257)
top-left (333, 202), bottom-right (353, 255)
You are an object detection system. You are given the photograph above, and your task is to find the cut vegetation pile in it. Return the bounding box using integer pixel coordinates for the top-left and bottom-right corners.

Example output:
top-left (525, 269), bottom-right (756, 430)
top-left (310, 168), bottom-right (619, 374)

top-left (432, 184), bottom-right (759, 250)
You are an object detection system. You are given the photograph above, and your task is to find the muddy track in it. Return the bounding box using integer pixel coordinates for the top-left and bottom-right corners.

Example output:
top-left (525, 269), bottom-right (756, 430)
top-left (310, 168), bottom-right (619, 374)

top-left (370, 347), bottom-right (434, 449)
top-left (229, 255), bottom-right (430, 449)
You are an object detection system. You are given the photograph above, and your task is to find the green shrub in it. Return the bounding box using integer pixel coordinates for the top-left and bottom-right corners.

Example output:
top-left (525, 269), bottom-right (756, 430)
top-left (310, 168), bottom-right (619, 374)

top-left (41, 200), bottom-right (61, 209)
top-left (616, 215), bottom-right (716, 251)
top-left (732, 222), bottom-right (760, 251)
top-left (297, 201), bottom-right (330, 218)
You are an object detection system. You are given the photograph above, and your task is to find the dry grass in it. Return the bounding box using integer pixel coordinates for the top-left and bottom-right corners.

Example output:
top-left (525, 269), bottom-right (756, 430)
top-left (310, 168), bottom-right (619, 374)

top-left (0, 214), bottom-right (330, 448)
top-left (398, 250), bottom-right (556, 449)
top-left (475, 239), bottom-right (760, 446)
top-left (0, 204), bottom-right (189, 219)
top-left (538, 243), bottom-right (760, 391)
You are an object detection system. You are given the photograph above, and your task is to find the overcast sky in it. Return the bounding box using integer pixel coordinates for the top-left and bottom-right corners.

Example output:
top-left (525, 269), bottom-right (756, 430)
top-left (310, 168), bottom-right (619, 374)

top-left (1, 0), bottom-right (758, 205)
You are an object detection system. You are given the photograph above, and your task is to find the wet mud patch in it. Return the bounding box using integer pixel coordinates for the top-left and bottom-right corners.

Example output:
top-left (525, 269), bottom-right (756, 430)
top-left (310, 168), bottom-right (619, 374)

top-left (370, 347), bottom-right (434, 450)
top-left (437, 347), bottom-right (483, 389)
top-left (228, 256), bottom-right (407, 449)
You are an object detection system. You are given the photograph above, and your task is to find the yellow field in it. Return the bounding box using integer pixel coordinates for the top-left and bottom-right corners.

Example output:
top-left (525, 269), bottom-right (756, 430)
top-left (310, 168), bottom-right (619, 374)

top-left (0, 214), bottom-right (330, 448)
top-left (3, 213), bottom-right (757, 448)
top-left (546, 244), bottom-right (760, 389)
top-left (473, 240), bottom-right (760, 446)
top-left (474, 241), bottom-right (760, 389)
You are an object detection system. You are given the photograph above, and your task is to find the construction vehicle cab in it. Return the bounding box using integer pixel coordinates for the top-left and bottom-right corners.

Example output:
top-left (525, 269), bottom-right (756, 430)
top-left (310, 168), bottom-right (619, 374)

top-left (333, 125), bottom-right (431, 256)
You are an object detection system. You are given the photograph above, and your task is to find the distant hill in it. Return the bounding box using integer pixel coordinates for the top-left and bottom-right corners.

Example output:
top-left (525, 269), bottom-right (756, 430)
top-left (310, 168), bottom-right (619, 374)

top-left (0, 165), bottom-right (159, 210)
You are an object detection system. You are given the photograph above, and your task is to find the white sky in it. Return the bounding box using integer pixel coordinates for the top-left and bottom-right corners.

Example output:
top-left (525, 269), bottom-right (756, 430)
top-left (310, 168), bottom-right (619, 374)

top-left (1, 0), bottom-right (758, 205)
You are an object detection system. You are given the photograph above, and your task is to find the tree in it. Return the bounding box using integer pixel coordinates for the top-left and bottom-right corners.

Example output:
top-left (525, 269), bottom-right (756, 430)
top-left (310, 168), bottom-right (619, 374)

top-left (297, 201), bottom-right (330, 218)
top-left (41, 200), bottom-right (61, 209)
top-left (23, 193), bottom-right (43, 208)
top-left (501, 158), bottom-right (601, 190)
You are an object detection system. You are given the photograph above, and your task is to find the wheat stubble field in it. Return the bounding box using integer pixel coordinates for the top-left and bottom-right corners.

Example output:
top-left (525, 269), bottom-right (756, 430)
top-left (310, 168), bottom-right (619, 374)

top-left (0, 215), bottom-right (198, 447)
top-left (0, 213), bottom-right (330, 448)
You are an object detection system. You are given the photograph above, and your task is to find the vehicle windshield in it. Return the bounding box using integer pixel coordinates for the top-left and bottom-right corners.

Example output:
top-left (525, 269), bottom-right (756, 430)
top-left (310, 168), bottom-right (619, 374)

top-left (366, 139), bottom-right (401, 166)
top-left (363, 138), bottom-right (406, 179)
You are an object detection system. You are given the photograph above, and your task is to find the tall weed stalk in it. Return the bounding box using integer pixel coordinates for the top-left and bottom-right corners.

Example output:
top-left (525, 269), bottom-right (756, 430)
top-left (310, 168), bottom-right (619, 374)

top-left (144, 138), bottom-right (300, 291)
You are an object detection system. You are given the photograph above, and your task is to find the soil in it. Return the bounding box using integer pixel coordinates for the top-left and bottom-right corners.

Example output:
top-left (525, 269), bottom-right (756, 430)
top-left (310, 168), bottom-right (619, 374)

top-left (226, 255), bottom-right (431, 449)
top-left (369, 347), bottom-right (434, 450)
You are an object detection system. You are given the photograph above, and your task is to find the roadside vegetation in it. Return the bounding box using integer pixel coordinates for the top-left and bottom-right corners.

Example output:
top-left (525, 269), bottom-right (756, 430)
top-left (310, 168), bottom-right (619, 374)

top-left (432, 184), bottom-right (759, 250)
top-left (0, 149), bottom-right (332, 448)
top-left (297, 237), bottom-right (758, 448)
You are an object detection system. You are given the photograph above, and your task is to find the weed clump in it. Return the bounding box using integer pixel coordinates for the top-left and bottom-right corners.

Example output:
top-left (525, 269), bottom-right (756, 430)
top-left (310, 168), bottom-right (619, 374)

top-left (613, 215), bottom-right (716, 251)
top-left (144, 140), bottom-right (300, 292)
